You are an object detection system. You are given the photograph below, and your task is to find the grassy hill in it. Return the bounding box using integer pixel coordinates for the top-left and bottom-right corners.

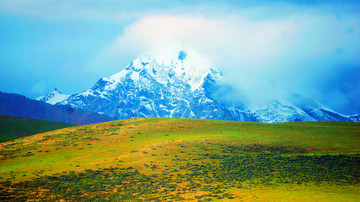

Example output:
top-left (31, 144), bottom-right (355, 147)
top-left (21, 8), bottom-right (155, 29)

top-left (0, 115), bottom-right (75, 143)
top-left (0, 118), bottom-right (359, 201)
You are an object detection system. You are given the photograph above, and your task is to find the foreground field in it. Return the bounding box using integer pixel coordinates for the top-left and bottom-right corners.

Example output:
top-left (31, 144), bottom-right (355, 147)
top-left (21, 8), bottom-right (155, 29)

top-left (0, 115), bottom-right (74, 143)
top-left (0, 118), bottom-right (359, 201)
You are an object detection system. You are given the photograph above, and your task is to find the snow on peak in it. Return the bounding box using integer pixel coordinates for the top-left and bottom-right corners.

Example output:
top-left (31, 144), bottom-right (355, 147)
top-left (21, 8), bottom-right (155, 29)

top-left (102, 51), bottom-right (219, 91)
top-left (129, 55), bottom-right (155, 71)
top-left (36, 88), bottom-right (70, 105)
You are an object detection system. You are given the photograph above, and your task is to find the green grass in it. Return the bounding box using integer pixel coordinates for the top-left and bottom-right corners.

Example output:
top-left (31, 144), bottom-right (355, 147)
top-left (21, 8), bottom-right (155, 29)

top-left (0, 115), bottom-right (75, 143)
top-left (0, 118), bottom-right (359, 201)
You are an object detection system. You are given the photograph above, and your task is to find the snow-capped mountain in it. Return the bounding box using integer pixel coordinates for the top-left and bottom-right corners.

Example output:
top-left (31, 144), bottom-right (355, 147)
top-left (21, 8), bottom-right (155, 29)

top-left (251, 100), bottom-right (315, 123)
top-left (37, 51), bottom-right (359, 123)
top-left (286, 93), bottom-right (350, 122)
top-left (59, 53), bottom-right (247, 120)
top-left (36, 88), bottom-right (70, 105)
top-left (250, 94), bottom-right (351, 123)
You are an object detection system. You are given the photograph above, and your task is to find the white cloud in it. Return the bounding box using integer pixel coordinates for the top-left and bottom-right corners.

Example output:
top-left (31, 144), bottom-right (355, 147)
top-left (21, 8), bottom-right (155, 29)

top-left (4, 0), bottom-right (359, 112)
top-left (95, 10), bottom-right (360, 108)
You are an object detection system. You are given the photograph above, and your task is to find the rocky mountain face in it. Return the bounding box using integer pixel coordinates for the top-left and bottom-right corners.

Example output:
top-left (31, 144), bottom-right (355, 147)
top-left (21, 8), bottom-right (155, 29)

top-left (349, 114), bottom-right (360, 122)
top-left (0, 91), bottom-right (114, 125)
top-left (39, 52), bottom-right (358, 123)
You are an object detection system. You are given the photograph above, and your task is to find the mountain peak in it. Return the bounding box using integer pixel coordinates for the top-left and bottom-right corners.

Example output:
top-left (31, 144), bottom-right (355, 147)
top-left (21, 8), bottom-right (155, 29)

top-left (36, 88), bottom-right (70, 105)
top-left (101, 53), bottom-right (218, 91)
top-left (52, 88), bottom-right (61, 94)
top-left (129, 55), bottom-right (155, 71)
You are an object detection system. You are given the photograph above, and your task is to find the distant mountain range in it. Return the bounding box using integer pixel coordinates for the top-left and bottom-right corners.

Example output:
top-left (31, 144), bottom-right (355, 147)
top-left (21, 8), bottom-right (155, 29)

top-left (35, 51), bottom-right (359, 123)
top-left (0, 91), bottom-right (114, 125)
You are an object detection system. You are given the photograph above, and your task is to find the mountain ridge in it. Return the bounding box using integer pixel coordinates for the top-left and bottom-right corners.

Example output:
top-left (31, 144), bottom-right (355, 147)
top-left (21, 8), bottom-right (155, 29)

top-left (0, 91), bottom-right (114, 125)
top-left (37, 52), bottom-right (359, 123)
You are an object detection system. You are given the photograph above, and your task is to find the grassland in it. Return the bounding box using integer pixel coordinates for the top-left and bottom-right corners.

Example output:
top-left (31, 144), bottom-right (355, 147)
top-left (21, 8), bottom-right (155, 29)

top-left (0, 115), bottom-right (75, 143)
top-left (0, 118), bottom-right (359, 201)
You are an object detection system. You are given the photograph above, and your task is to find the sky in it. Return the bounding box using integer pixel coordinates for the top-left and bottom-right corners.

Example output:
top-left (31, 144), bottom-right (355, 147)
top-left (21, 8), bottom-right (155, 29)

top-left (0, 0), bottom-right (359, 115)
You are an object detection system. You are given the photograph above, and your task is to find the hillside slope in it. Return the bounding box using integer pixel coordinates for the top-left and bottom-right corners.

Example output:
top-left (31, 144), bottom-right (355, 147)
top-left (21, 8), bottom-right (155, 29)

top-left (0, 118), bottom-right (359, 201)
top-left (0, 115), bottom-right (74, 143)
top-left (0, 91), bottom-right (114, 125)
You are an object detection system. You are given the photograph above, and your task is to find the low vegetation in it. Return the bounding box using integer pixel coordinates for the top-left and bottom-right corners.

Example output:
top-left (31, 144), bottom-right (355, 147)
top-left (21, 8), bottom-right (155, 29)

top-left (0, 118), bottom-right (359, 200)
top-left (0, 115), bottom-right (74, 143)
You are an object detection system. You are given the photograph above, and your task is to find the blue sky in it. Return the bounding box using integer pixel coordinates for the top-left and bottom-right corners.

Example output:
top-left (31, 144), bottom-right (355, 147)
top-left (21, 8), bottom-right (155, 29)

top-left (0, 0), bottom-right (360, 114)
